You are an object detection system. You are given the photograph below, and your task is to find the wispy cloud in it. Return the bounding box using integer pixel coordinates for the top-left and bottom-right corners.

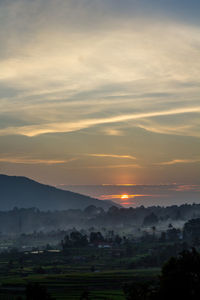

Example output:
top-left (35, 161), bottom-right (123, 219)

top-left (0, 0), bottom-right (199, 185)
top-left (0, 157), bottom-right (77, 165)
top-left (60, 184), bottom-right (200, 207)
top-left (88, 154), bottom-right (136, 160)
top-left (137, 119), bottom-right (200, 138)
top-left (100, 194), bottom-right (151, 199)
top-left (0, 106), bottom-right (199, 137)
top-left (170, 185), bottom-right (200, 192)
top-left (102, 128), bottom-right (124, 136)
top-left (0, 3), bottom-right (200, 140)
top-left (86, 164), bottom-right (142, 169)
top-left (158, 158), bottom-right (200, 166)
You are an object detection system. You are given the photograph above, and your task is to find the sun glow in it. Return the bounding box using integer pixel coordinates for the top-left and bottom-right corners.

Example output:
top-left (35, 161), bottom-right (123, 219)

top-left (121, 194), bottom-right (129, 199)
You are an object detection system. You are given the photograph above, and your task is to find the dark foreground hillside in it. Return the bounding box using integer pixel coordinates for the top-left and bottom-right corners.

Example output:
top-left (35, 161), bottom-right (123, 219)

top-left (0, 174), bottom-right (117, 211)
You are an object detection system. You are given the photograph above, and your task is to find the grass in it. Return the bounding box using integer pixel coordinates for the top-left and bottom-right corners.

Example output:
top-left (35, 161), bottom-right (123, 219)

top-left (0, 244), bottom-right (163, 299)
top-left (0, 268), bottom-right (160, 299)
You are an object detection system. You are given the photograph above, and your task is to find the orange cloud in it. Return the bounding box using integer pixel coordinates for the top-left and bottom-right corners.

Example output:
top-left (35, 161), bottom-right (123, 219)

top-left (158, 158), bottom-right (200, 165)
top-left (0, 157), bottom-right (77, 165)
top-left (100, 194), bottom-right (152, 199)
top-left (88, 154), bottom-right (136, 160)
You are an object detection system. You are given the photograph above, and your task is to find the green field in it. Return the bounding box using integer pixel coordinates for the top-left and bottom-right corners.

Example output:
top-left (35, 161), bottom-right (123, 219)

top-left (0, 268), bottom-right (160, 299)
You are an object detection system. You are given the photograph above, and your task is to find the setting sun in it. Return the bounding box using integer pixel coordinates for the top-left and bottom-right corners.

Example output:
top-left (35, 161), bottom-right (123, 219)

top-left (121, 194), bottom-right (129, 199)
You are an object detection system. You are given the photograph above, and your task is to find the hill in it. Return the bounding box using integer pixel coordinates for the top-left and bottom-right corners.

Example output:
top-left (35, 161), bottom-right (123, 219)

top-left (0, 174), bottom-right (118, 211)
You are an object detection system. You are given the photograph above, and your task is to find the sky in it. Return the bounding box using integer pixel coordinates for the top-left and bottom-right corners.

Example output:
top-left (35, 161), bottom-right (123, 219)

top-left (0, 0), bottom-right (200, 197)
top-left (59, 184), bottom-right (200, 207)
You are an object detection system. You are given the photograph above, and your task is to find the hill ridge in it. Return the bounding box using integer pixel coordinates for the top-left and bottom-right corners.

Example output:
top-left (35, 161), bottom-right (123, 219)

top-left (0, 174), bottom-right (118, 211)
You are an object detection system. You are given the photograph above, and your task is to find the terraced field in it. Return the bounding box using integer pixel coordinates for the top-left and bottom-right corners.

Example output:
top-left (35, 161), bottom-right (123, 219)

top-left (0, 268), bottom-right (160, 299)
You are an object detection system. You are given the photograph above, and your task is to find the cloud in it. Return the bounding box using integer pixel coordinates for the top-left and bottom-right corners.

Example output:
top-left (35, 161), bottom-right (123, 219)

top-left (0, 2), bottom-right (200, 141)
top-left (0, 0), bottom-right (199, 186)
top-left (100, 194), bottom-right (151, 199)
top-left (0, 106), bottom-right (199, 136)
top-left (61, 183), bottom-right (200, 207)
top-left (88, 154), bottom-right (136, 160)
top-left (170, 184), bottom-right (200, 192)
top-left (158, 158), bottom-right (200, 166)
top-left (137, 119), bottom-right (200, 138)
top-left (0, 156), bottom-right (77, 165)
top-left (86, 164), bottom-right (142, 169)
top-left (102, 128), bottom-right (124, 136)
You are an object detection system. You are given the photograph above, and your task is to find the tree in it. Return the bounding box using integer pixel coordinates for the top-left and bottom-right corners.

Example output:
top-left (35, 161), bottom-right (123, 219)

top-left (159, 248), bottom-right (200, 300)
top-left (151, 226), bottom-right (156, 238)
top-left (80, 288), bottom-right (90, 299)
top-left (124, 249), bottom-right (200, 300)
top-left (108, 206), bottom-right (119, 214)
top-left (114, 234), bottom-right (122, 245)
top-left (26, 283), bottom-right (53, 300)
top-left (123, 282), bottom-right (157, 300)
top-left (183, 218), bottom-right (200, 242)
top-left (61, 231), bottom-right (88, 249)
top-left (84, 205), bottom-right (97, 215)
top-left (89, 231), bottom-right (104, 244)
top-left (166, 228), bottom-right (181, 241)
top-left (143, 213), bottom-right (158, 227)
top-left (159, 232), bottom-right (166, 242)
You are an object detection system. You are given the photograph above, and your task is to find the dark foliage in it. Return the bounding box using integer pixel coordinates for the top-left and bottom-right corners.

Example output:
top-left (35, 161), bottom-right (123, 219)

top-left (159, 248), bottom-right (200, 300)
top-left (124, 248), bottom-right (200, 300)
top-left (183, 218), bottom-right (200, 242)
top-left (1, 201), bottom-right (200, 234)
top-left (26, 283), bottom-right (53, 300)
top-left (143, 213), bottom-right (158, 227)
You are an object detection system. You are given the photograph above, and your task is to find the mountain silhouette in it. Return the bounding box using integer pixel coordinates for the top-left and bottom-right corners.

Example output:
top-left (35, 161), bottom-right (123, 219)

top-left (0, 174), bottom-right (118, 211)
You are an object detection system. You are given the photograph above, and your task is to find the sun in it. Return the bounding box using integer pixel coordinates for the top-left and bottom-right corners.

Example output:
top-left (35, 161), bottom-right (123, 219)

top-left (121, 194), bottom-right (129, 199)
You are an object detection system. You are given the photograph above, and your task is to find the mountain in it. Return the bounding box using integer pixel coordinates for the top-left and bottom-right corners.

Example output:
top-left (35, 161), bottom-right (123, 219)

top-left (0, 174), bottom-right (118, 211)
